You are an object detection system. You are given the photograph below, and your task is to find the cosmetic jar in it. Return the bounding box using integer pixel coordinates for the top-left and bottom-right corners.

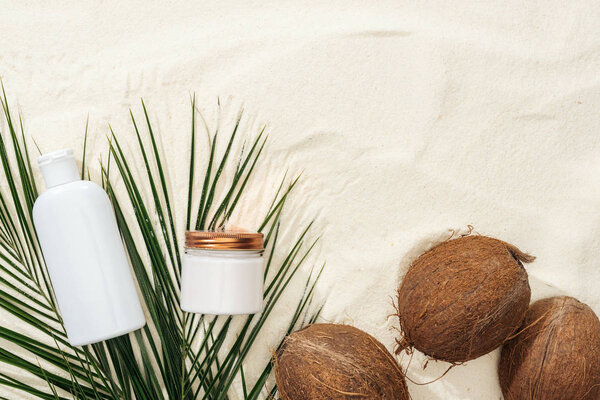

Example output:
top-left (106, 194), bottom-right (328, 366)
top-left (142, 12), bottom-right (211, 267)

top-left (180, 231), bottom-right (264, 315)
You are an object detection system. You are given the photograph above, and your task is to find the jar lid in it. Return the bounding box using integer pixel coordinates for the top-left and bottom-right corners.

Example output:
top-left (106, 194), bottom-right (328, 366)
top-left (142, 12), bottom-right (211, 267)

top-left (185, 231), bottom-right (264, 250)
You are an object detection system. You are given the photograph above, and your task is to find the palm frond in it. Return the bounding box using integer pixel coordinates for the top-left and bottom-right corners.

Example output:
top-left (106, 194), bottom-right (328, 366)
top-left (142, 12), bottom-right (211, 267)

top-left (0, 89), bottom-right (324, 400)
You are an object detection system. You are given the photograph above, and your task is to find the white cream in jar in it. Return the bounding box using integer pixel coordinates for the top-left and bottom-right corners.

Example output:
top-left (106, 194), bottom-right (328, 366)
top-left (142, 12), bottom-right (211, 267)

top-left (180, 231), bottom-right (264, 315)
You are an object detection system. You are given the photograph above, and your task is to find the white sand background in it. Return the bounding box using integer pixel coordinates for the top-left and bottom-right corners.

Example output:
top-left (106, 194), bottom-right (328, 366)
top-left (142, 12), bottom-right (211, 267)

top-left (2, 1), bottom-right (600, 399)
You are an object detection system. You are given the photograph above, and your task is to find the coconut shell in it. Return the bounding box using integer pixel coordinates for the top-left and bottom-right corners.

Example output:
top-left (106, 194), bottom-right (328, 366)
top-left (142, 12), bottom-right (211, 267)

top-left (397, 235), bottom-right (533, 363)
top-left (499, 296), bottom-right (600, 400)
top-left (274, 323), bottom-right (409, 400)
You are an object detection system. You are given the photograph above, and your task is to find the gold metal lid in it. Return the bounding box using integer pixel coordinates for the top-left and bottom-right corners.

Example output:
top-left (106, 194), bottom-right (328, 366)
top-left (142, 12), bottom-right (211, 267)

top-left (185, 231), bottom-right (264, 250)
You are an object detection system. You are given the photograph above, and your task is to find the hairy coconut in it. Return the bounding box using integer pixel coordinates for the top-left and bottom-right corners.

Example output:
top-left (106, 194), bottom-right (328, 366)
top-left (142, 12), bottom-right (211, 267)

top-left (274, 324), bottom-right (409, 400)
top-left (397, 235), bottom-right (534, 362)
top-left (499, 296), bottom-right (600, 400)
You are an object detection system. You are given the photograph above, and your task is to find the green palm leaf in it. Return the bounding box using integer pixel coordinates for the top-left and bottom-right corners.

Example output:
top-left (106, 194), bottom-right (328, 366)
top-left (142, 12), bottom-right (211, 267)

top-left (0, 87), bottom-right (324, 399)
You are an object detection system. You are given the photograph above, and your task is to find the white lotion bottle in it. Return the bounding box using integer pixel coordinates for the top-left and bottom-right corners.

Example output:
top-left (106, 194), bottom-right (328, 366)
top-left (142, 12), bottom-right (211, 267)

top-left (33, 149), bottom-right (146, 346)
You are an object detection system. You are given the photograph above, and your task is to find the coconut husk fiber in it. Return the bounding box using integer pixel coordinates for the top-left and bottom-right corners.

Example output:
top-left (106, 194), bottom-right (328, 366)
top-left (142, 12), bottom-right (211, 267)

top-left (274, 324), bottom-right (409, 400)
top-left (397, 235), bottom-right (534, 363)
top-left (499, 296), bottom-right (600, 400)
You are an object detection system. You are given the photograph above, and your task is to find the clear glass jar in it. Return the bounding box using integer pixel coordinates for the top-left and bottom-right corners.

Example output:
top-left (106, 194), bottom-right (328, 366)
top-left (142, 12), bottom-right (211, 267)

top-left (180, 232), bottom-right (264, 315)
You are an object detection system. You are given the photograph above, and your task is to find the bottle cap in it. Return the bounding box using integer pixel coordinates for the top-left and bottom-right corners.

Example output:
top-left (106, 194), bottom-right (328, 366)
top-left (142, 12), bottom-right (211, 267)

top-left (38, 149), bottom-right (80, 188)
top-left (185, 231), bottom-right (264, 250)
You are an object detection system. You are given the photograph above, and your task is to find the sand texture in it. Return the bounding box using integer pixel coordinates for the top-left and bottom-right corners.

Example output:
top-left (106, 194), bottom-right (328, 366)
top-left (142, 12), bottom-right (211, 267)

top-left (2, 1), bottom-right (600, 398)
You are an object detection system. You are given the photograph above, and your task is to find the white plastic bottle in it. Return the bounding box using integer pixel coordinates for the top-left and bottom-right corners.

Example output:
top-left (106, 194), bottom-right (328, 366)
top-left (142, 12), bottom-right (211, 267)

top-left (33, 149), bottom-right (146, 346)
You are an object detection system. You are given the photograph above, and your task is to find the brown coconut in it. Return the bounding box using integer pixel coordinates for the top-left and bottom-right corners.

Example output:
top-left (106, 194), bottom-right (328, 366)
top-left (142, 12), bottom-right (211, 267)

top-left (396, 235), bottom-right (534, 363)
top-left (274, 323), bottom-right (409, 400)
top-left (499, 296), bottom-right (600, 400)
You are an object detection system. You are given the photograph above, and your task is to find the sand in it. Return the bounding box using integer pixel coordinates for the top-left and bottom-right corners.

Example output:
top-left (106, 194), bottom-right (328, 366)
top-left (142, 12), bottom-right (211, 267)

top-left (2, 1), bottom-right (600, 398)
